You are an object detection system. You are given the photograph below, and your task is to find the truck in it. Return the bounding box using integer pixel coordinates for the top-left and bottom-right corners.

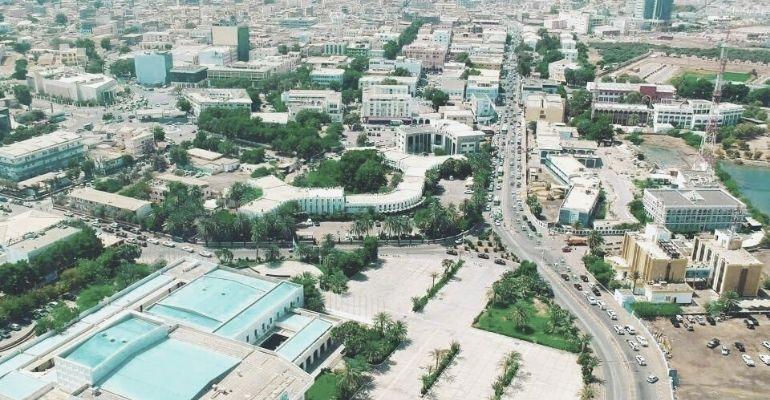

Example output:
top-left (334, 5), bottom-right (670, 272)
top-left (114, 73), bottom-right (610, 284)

top-left (566, 236), bottom-right (588, 246)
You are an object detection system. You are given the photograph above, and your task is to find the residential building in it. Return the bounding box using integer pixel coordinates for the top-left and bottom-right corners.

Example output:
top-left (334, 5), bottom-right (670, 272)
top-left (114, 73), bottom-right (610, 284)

top-left (198, 46), bottom-right (237, 66)
top-left (368, 56), bottom-right (423, 77)
top-left (535, 121), bottom-right (600, 167)
top-left (396, 119), bottom-right (485, 155)
top-left (67, 187), bottom-right (153, 219)
top-left (185, 89), bottom-right (253, 116)
top-left (642, 188), bottom-right (747, 233)
top-left (402, 42), bottom-right (447, 70)
top-left (359, 75), bottom-right (419, 95)
top-left (150, 173), bottom-right (214, 202)
top-left (691, 230), bottom-right (764, 297)
top-left (521, 78), bottom-right (560, 103)
top-left (27, 68), bottom-right (117, 104)
top-left (548, 60), bottom-right (580, 83)
top-left (117, 126), bottom-right (155, 157)
top-left (187, 148), bottom-right (240, 175)
top-left (309, 68), bottom-right (345, 87)
top-left (134, 51), bottom-right (173, 86)
top-left (323, 41), bottom-right (348, 56)
top-left (619, 224), bottom-right (688, 284)
top-left (525, 93), bottom-right (565, 123)
top-left (211, 25), bottom-right (250, 61)
top-left (0, 131), bottom-right (84, 181)
top-left (280, 90), bottom-right (343, 122)
top-left (0, 107), bottom-right (10, 137)
top-left (361, 85), bottom-right (414, 122)
top-left (466, 74), bottom-right (499, 102)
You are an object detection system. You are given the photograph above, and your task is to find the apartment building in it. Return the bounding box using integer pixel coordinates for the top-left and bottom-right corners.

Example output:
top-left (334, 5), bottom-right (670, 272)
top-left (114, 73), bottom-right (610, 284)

top-left (67, 188), bottom-right (153, 219)
top-left (619, 224), bottom-right (688, 284)
top-left (367, 56), bottom-right (423, 76)
top-left (361, 85), bottom-right (413, 122)
top-left (0, 131), bottom-right (84, 181)
top-left (359, 75), bottom-right (419, 95)
top-left (402, 42), bottom-right (448, 70)
top-left (643, 188), bottom-right (747, 233)
top-left (691, 230), bottom-right (763, 296)
top-left (280, 90), bottom-right (343, 122)
top-left (185, 89), bottom-right (253, 116)
top-left (524, 93), bottom-right (565, 123)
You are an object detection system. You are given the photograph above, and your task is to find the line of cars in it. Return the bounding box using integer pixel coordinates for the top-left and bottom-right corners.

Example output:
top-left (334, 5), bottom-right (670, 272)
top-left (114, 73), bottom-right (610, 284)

top-left (705, 337), bottom-right (770, 366)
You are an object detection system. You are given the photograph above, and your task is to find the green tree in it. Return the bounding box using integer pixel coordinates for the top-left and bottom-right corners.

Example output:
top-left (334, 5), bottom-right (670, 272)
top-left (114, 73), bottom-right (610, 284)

top-left (509, 300), bottom-right (530, 331)
top-left (290, 272), bottom-right (325, 312)
top-left (12, 59), bottom-right (28, 80)
top-left (55, 13), bottom-right (67, 25)
top-left (152, 125), bottom-right (165, 142)
top-left (13, 85), bottom-right (32, 109)
top-left (215, 248), bottom-right (234, 265)
top-left (100, 38), bottom-right (112, 51)
top-left (176, 97), bottom-right (192, 113)
top-left (168, 146), bottom-right (189, 166)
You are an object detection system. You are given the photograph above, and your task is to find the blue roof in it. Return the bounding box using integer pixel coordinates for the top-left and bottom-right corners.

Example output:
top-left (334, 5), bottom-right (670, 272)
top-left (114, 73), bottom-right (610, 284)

top-left (0, 371), bottom-right (49, 400)
top-left (276, 318), bottom-right (332, 362)
top-left (63, 317), bottom-right (159, 369)
top-left (215, 281), bottom-right (302, 339)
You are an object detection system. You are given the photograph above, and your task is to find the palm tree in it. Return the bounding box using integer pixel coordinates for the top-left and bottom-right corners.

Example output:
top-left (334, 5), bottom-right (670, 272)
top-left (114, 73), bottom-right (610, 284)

top-left (336, 358), bottom-right (367, 398)
top-left (630, 271), bottom-right (641, 293)
top-left (382, 215), bottom-right (397, 239)
top-left (429, 348), bottom-right (446, 371)
top-left (441, 259), bottom-right (454, 274)
top-left (575, 333), bottom-right (593, 353)
top-left (579, 384), bottom-right (596, 400)
top-left (386, 320), bottom-right (408, 344)
top-left (215, 248), bottom-right (233, 265)
top-left (587, 230), bottom-right (604, 255)
top-left (372, 312), bottom-right (393, 335)
top-left (509, 301), bottom-right (530, 331)
top-left (196, 217), bottom-right (215, 245)
top-left (430, 271), bottom-right (439, 289)
top-left (720, 290), bottom-right (741, 313)
top-left (251, 217), bottom-right (267, 260)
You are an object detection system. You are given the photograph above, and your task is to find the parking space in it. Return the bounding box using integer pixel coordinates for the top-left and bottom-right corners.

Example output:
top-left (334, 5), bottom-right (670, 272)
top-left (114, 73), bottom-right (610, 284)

top-left (651, 317), bottom-right (770, 400)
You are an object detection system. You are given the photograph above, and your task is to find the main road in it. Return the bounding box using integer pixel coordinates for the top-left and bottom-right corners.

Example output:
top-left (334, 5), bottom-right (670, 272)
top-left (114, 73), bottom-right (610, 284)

top-left (488, 34), bottom-right (672, 400)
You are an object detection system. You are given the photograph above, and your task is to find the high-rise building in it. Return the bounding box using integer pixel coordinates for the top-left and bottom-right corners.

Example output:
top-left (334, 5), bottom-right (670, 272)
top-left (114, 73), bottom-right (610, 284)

top-left (134, 51), bottom-right (173, 86)
top-left (211, 25), bottom-right (249, 62)
top-left (633, 0), bottom-right (673, 21)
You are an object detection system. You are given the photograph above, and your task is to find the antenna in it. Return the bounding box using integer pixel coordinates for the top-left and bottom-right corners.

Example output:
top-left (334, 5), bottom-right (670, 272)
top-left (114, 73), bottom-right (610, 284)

top-left (700, 30), bottom-right (729, 167)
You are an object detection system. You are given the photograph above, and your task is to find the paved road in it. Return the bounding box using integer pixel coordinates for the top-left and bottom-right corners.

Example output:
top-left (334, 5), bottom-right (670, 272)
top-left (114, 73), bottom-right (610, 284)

top-left (490, 39), bottom-right (672, 400)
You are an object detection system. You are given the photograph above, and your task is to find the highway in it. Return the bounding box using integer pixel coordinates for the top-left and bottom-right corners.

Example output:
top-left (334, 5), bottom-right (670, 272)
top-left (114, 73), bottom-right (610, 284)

top-left (488, 31), bottom-right (672, 400)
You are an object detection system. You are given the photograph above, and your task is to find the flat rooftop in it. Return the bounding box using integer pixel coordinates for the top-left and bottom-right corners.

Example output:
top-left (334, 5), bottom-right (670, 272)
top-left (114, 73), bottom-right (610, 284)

top-left (645, 188), bottom-right (745, 208)
top-left (68, 188), bottom-right (151, 212)
top-left (0, 131), bottom-right (80, 160)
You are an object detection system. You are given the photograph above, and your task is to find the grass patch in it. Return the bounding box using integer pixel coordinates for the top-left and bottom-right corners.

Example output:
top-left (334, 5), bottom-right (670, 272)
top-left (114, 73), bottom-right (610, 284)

top-left (474, 301), bottom-right (580, 353)
top-left (305, 372), bottom-right (340, 400)
top-left (631, 301), bottom-right (682, 320)
top-left (411, 259), bottom-right (464, 312)
top-left (679, 70), bottom-right (751, 83)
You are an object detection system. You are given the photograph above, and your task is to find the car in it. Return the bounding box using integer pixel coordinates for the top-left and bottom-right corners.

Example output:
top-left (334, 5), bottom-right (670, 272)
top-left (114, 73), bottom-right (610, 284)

top-left (580, 275), bottom-right (589, 282)
top-left (626, 339), bottom-right (639, 351)
top-left (115, 231), bottom-right (128, 238)
top-left (706, 315), bottom-right (716, 325)
top-left (625, 325), bottom-right (637, 335)
top-left (147, 238), bottom-right (160, 244)
top-left (684, 322), bottom-right (694, 331)
top-left (721, 346), bottom-right (730, 356)
top-left (592, 287), bottom-right (602, 297)
top-left (762, 341), bottom-right (770, 351)
top-left (670, 317), bottom-right (680, 328)
top-left (675, 315), bottom-right (684, 322)
top-left (697, 316), bottom-right (707, 325)
top-left (636, 336), bottom-right (649, 347)
top-left (162, 241), bottom-right (175, 248)
top-left (573, 283), bottom-right (582, 290)
top-left (759, 354), bottom-right (770, 365)
top-left (587, 296), bottom-right (597, 305)
top-left (613, 325), bottom-right (625, 335)
top-left (0, 330), bottom-right (10, 339)
top-left (742, 354), bottom-right (755, 367)
top-left (560, 273), bottom-right (569, 281)
top-left (607, 310), bottom-right (617, 320)
top-left (446, 249), bottom-right (458, 255)
top-left (635, 355), bottom-right (647, 366)
top-left (597, 300), bottom-right (606, 310)
top-left (735, 342), bottom-right (746, 352)
top-left (744, 319), bottom-right (756, 329)
top-left (9, 323), bottom-right (21, 331)
top-left (181, 246), bottom-right (194, 253)
top-left (198, 250), bottom-right (213, 258)
top-left (707, 338), bottom-right (721, 349)
top-left (477, 253), bottom-right (490, 259)
top-left (646, 375), bottom-right (658, 384)
top-left (494, 259), bottom-right (506, 265)
top-left (562, 246), bottom-right (572, 253)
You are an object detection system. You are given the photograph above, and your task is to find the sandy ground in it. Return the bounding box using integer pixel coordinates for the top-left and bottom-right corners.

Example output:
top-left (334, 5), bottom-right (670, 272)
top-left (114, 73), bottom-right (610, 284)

top-left (609, 54), bottom-right (770, 85)
top-left (638, 135), bottom-right (702, 170)
top-left (651, 317), bottom-right (770, 400)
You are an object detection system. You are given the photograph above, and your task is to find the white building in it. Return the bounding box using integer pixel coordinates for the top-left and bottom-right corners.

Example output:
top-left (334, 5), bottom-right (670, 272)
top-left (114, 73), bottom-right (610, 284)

top-left (185, 88), bottom-right (253, 115)
top-left (396, 119), bottom-right (485, 155)
top-left (67, 188), bottom-right (153, 219)
top-left (359, 75), bottom-right (419, 95)
top-left (280, 90), bottom-right (343, 122)
top-left (367, 56), bottom-right (423, 76)
top-left (0, 210), bottom-right (80, 263)
top-left (309, 68), bottom-right (344, 87)
top-left (27, 68), bottom-right (117, 104)
top-left (361, 85), bottom-right (414, 122)
top-left (652, 100), bottom-right (744, 130)
top-left (643, 188), bottom-right (747, 233)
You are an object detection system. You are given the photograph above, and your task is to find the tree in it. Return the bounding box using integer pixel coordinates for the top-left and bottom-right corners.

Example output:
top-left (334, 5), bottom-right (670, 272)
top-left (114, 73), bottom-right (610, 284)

top-left (12, 59), bottom-right (28, 80)
top-left (336, 357), bottom-right (369, 398)
top-left (509, 300), bottom-right (530, 331)
top-left (423, 87), bottom-right (449, 111)
top-left (152, 125), bottom-right (165, 142)
top-left (168, 146), bottom-right (189, 166)
top-left (176, 97), bottom-right (192, 113)
top-left (81, 159), bottom-right (95, 180)
top-left (587, 231), bottom-right (604, 256)
top-left (100, 38), bottom-right (112, 51)
top-left (373, 312), bottom-right (393, 335)
top-left (55, 13), bottom-right (67, 25)
top-left (109, 58), bottom-right (135, 78)
top-left (290, 272), bottom-right (325, 312)
top-left (13, 85), bottom-right (32, 109)
top-left (251, 218), bottom-right (267, 260)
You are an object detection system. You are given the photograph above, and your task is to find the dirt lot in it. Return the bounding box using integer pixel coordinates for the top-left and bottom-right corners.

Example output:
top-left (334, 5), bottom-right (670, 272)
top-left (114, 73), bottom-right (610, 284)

top-left (651, 317), bottom-right (770, 400)
top-left (638, 135), bottom-right (701, 170)
top-left (610, 54), bottom-right (770, 85)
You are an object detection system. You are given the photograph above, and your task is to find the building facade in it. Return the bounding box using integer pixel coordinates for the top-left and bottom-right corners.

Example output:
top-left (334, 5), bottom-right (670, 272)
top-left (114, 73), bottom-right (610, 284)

top-left (280, 90), bottom-right (343, 122)
top-left (691, 230), bottom-right (764, 297)
top-left (0, 131), bottom-right (84, 181)
top-left (134, 51), bottom-right (173, 86)
top-left (643, 188), bottom-right (747, 233)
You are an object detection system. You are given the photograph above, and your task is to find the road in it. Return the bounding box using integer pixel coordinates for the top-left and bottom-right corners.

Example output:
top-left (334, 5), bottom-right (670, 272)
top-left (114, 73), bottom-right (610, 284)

top-left (489, 32), bottom-right (672, 400)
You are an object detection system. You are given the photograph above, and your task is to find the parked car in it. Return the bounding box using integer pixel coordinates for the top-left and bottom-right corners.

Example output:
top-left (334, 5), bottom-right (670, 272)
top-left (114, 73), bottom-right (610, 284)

top-left (742, 354), bottom-right (755, 367)
top-left (744, 319), bottom-right (756, 330)
top-left (147, 238), bottom-right (160, 244)
top-left (477, 253), bottom-right (490, 259)
top-left (636, 336), bottom-right (649, 347)
top-left (707, 338), bottom-right (721, 349)
top-left (635, 355), bottom-right (646, 366)
top-left (560, 273), bottom-right (569, 281)
top-left (646, 375), bottom-right (658, 384)
top-left (697, 316), bottom-right (707, 325)
top-left (759, 354), bottom-right (770, 365)
top-left (162, 241), bottom-right (175, 248)
top-left (706, 316), bottom-right (716, 325)
top-left (721, 346), bottom-right (730, 356)
top-left (613, 325), bottom-right (625, 335)
top-left (446, 249), bottom-right (458, 255)
top-left (762, 341), bottom-right (770, 351)
top-left (580, 275), bottom-right (589, 282)
top-left (198, 250), bottom-right (213, 258)
top-left (625, 325), bottom-right (637, 335)
top-left (735, 342), bottom-right (746, 352)
top-left (670, 317), bottom-right (680, 328)
top-left (494, 259), bottom-right (506, 265)
top-left (9, 323), bottom-right (21, 331)
top-left (573, 283), bottom-right (582, 290)
top-left (181, 246), bottom-right (194, 253)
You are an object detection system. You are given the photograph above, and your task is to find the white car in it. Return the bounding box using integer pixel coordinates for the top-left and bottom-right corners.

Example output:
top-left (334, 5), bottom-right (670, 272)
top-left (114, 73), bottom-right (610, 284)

top-left (626, 339), bottom-right (640, 351)
top-left (742, 354), bottom-right (755, 367)
top-left (198, 250), bottom-right (213, 258)
top-left (181, 246), bottom-right (194, 253)
top-left (625, 325), bottom-right (637, 335)
top-left (721, 346), bottom-right (730, 356)
top-left (587, 296), bottom-right (597, 305)
top-left (597, 300), bottom-right (606, 310)
top-left (636, 336), bottom-right (649, 347)
top-left (762, 341), bottom-right (770, 351)
top-left (635, 355), bottom-right (646, 366)
top-left (162, 241), bottom-right (175, 247)
top-left (607, 309), bottom-right (617, 320)
top-left (147, 238), bottom-right (160, 244)
top-left (613, 325), bottom-right (625, 335)
top-left (759, 354), bottom-right (770, 366)
top-left (646, 375), bottom-right (658, 384)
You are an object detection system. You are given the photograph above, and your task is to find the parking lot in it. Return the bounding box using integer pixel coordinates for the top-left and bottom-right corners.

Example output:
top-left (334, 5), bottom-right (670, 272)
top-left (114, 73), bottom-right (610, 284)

top-left (651, 316), bottom-right (770, 400)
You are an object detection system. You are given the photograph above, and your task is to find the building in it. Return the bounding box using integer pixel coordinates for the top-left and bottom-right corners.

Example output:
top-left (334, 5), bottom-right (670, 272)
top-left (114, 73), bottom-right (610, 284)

top-left (691, 230), bottom-right (764, 297)
top-left (521, 78), bottom-right (561, 103)
top-left (0, 107), bottom-right (10, 137)
top-left (548, 60), bottom-right (580, 83)
top-left (185, 88), bottom-right (253, 115)
top-left (27, 68), bottom-right (117, 104)
top-left (558, 185), bottom-right (600, 227)
top-left (525, 93), bottom-right (565, 123)
top-left (633, 0), bottom-right (674, 21)
top-left (402, 42), bottom-right (447, 70)
top-left (586, 82), bottom-right (677, 104)
top-left (466, 74), bottom-right (499, 102)
top-left (280, 90), bottom-right (343, 123)
top-left (309, 68), bottom-right (344, 87)
top-left (359, 75), bottom-right (419, 95)
top-left (619, 224), bottom-right (688, 284)
top-left (361, 85), bottom-right (414, 122)
top-left (67, 187), bottom-right (153, 219)
top-left (367, 56), bottom-right (423, 77)
top-left (535, 121), bottom-right (601, 167)
top-left (150, 173), bottom-right (214, 202)
top-left (198, 46), bottom-right (237, 66)
top-left (592, 103), bottom-right (650, 126)
top-left (187, 148), bottom-right (240, 174)
top-left (169, 65), bottom-right (208, 85)
top-left (0, 131), bottom-right (84, 181)
top-left (206, 55), bottom-right (300, 83)
top-left (117, 126), bottom-right (155, 157)
top-left (0, 257), bottom-right (339, 400)
top-left (642, 188), bottom-right (747, 233)
top-left (0, 210), bottom-right (80, 263)
top-left (396, 119), bottom-right (485, 155)
top-left (652, 100), bottom-right (744, 130)
top-left (211, 25), bottom-right (249, 61)
top-left (134, 51), bottom-right (173, 86)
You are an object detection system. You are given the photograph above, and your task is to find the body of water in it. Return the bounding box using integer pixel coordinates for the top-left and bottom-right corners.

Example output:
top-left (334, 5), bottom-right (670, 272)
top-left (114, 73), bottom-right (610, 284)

top-left (720, 162), bottom-right (770, 217)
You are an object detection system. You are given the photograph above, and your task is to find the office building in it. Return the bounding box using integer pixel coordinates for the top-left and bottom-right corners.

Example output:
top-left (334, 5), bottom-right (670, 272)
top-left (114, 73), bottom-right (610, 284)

top-left (185, 89), bottom-right (253, 115)
top-left (134, 51), bottom-right (173, 86)
top-left (309, 68), bottom-right (344, 87)
top-left (0, 131), bottom-right (84, 181)
top-left (585, 82), bottom-right (676, 103)
top-left (643, 188), bottom-right (747, 233)
top-left (280, 90), bottom-right (343, 122)
top-left (361, 85), bottom-right (414, 122)
top-left (0, 210), bottom-right (81, 263)
top-left (211, 25), bottom-right (249, 62)
top-left (206, 54), bottom-right (300, 83)
top-left (0, 257), bottom-right (339, 400)
top-left (525, 93), bottom-right (565, 123)
top-left (535, 121), bottom-right (600, 167)
top-left (396, 119), bottom-right (485, 155)
top-left (619, 224), bottom-right (688, 284)
top-left (558, 185), bottom-right (601, 227)
top-left (67, 187), bottom-right (153, 219)
top-left (169, 65), bottom-right (208, 85)
top-left (27, 68), bottom-right (117, 104)
top-left (691, 230), bottom-right (764, 297)
top-left (652, 100), bottom-right (744, 130)
top-left (633, 0), bottom-right (674, 21)
top-left (359, 75), bottom-right (419, 95)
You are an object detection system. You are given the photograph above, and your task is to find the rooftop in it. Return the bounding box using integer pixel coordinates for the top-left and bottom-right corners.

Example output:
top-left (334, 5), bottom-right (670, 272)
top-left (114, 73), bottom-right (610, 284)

top-left (645, 188), bottom-right (745, 208)
top-left (0, 131), bottom-right (80, 160)
top-left (69, 188), bottom-right (152, 212)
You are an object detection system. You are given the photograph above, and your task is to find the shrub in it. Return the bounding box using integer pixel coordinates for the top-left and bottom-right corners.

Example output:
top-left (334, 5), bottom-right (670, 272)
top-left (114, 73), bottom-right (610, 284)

top-left (631, 301), bottom-right (682, 320)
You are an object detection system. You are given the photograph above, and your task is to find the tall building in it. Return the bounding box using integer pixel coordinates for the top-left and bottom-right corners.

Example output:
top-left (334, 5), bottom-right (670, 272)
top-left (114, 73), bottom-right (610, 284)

top-left (691, 230), bottom-right (764, 297)
top-left (634, 0), bottom-right (673, 21)
top-left (211, 25), bottom-right (249, 62)
top-left (619, 224), bottom-right (688, 283)
top-left (642, 188), bottom-right (746, 233)
top-left (134, 51), bottom-right (173, 86)
top-left (0, 131), bottom-right (84, 181)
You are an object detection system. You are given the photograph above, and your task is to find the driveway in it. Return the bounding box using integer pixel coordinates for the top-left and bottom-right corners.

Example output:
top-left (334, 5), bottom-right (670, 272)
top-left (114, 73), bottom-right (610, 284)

top-left (324, 248), bottom-right (582, 400)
